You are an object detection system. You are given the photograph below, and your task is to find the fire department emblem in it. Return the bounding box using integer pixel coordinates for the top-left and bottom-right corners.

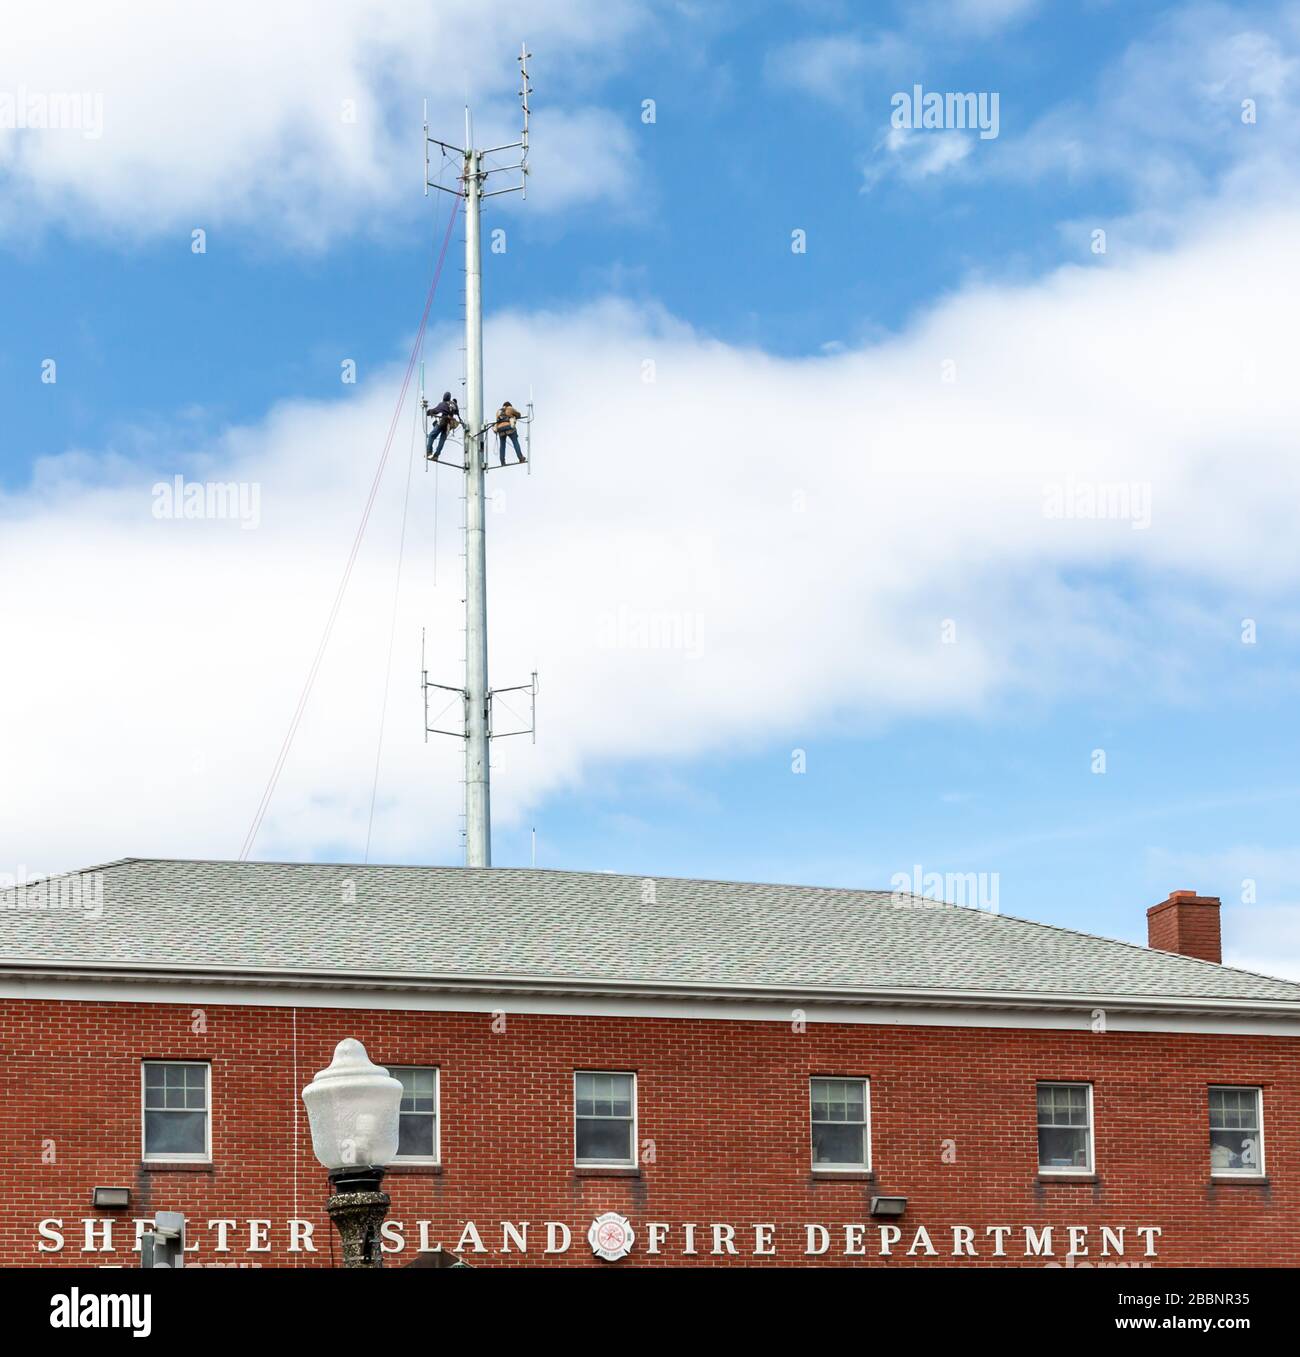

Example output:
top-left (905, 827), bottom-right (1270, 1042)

top-left (587, 1212), bottom-right (635, 1262)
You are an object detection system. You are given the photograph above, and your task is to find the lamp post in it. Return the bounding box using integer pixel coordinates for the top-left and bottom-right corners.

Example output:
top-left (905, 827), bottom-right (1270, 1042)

top-left (301, 1038), bottom-right (403, 1268)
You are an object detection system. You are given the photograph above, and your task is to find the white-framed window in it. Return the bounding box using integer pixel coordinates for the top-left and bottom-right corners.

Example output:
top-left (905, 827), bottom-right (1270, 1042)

top-left (141, 1061), bottom-right (211, 1162)
top-left (391, 1067), bottom-right (440, 1164)
top-left (1209, 1086), bottom-right (1264, 1177)
top-left (1036, 1082), bottom-right (1093, 1174)
top-left (810, 1076), bottom-right (871, 1172)
top-left (574, 1071), bottom-right (637, 1167)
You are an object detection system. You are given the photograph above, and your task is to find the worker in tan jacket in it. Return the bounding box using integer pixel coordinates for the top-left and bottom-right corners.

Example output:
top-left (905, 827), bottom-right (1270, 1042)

top-left (493, 401), bottom-right (527, 466)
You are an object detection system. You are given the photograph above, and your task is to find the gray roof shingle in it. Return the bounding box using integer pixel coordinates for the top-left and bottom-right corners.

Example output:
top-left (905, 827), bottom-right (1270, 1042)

top-left (0, 858), bottom-right (1297, 1007)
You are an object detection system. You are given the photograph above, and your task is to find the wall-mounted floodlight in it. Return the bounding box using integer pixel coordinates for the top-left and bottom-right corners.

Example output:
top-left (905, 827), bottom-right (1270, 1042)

top-left (870, 1196), bottom-right (908, 1218)
top-left (91, 1186), bottom-right (131, 1209)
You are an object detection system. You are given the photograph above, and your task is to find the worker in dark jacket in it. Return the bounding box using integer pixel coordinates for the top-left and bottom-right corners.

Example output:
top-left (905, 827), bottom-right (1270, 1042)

top-left (493, 401), bottom-right (526, 465)
top-left (425, 392), bottom-right (460, 460)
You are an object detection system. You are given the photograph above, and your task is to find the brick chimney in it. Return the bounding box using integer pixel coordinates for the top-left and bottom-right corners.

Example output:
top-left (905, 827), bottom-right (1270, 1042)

top-left (1146, 890), bottom-right (1222, 964)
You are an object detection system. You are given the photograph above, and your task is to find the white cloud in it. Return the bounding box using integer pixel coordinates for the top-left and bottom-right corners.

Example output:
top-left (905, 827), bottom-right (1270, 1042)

top-left (1228, 905), bottom-right (1300, 982)
top-left (863, 126), bottom-right (974, 189)
top-left (995, 3), bottom-right (1300, 217)
top-left (0, 0), bottom-right (645, 246)
top-left (1147, 846), bottom-right (1300, 980)
top-left (5, 206), bottom-right (1300, 878)
top-left (937, 0), bottom-right (1038, 33)
top-left (763, 1), bottom-right (1034, 110)
top-left (852, 4), bottom-right (1300, 214)
top-left (764, 33), bottom-right (916, 103)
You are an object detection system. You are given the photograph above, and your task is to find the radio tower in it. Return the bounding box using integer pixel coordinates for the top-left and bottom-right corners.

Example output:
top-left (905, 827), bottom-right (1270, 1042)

top-left (422, 46), bottom-right (537, 868)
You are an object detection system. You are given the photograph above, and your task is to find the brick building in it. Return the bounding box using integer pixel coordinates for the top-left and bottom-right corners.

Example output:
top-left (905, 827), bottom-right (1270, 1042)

top-left (1, 859), bottom-right (1297, 1267)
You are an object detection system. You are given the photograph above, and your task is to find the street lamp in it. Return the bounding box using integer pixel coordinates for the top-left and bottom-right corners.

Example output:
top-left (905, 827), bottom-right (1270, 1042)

top-left (301, 1037), bottom-right (403, 1268)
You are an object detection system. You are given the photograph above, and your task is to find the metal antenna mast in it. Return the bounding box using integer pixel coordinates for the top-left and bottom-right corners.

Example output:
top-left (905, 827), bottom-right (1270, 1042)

top-left (423, 45), bottom-right (536, 868)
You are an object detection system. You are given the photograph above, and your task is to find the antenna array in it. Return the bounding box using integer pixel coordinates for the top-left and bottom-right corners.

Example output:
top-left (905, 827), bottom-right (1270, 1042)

top-left (420, 45), bottom-right (537, 868)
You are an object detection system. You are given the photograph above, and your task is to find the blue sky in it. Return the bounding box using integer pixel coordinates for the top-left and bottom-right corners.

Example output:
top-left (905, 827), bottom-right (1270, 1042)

top-left (0, 0), bottom-right (1159, 465)
top-left (3, 0), bottom-right (1300, 974)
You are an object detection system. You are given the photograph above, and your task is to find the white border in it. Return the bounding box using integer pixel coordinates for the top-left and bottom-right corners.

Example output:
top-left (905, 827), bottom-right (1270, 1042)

top-left (809, 1075), bottom-right (871, 1173)
top-left (389, 1065), bottom-right (441, 1166)
top-left (1036, 1080), bottom-right (1094, 1176)
top-left (574, 1070), bottom-right (638, 1169)
top-left (140, 1059), bottom-right (211, 1164)
top-left (1208, 1084), bottom-right (1266, 1178)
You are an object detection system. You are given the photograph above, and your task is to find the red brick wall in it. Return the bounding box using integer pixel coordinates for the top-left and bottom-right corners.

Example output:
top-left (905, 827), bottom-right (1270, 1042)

top-left (1, 997), bottom-right (1294, 1267)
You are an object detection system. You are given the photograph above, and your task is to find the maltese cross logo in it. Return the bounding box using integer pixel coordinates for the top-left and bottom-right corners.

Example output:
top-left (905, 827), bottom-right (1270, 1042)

top-left (587, 1212), bottom-right (634, 1262)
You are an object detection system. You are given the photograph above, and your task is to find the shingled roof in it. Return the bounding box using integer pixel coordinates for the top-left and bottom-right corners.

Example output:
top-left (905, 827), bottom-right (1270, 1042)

top-left (1, 857), bottom-right (1297, 1012)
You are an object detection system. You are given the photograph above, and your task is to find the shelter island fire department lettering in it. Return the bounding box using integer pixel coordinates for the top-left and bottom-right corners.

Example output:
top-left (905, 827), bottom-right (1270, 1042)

top-left (36, 1216), bottom-right (1162, 1262)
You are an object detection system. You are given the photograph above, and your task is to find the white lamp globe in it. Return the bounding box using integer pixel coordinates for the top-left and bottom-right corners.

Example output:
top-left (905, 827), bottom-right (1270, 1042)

top-left (301, 1038), bottom-right (403, 1173)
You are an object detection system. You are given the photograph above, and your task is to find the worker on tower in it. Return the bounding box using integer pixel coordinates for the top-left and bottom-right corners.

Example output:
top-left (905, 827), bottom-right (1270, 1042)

top-left (424, 391), bottom-right (460, 461)
top-left (493, 400), bottom-right (527, 466)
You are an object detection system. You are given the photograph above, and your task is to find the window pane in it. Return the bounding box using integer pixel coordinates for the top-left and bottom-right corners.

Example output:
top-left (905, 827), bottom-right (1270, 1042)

top-left (608, 1075), bottom-right (633, 1115)
top-left (576, 1074), bottom-right (633, 1117)
top-left (397, 1112), bottom-right (435, 1159)
top-left (576, 1117), bottom-right (632, 1164)
top-left (1038, 1084), bottom-right (1088, 1126)
top-left (1038, 1126), bottom-right (1088, 1169)
top-left (146, 1065), bottom-right (205, 1104)
top-left (1215, 1090), bottom-right (1255, 1131)
top-left (812, 1079), bottom-right (865, 1122)
top-left (395, 1068), bottom-right (436, 1111)
top-left (145, 1110), bottom-right (205, 1157)
top-left (1209, 1128), bottom-right (1260, 1171)
top-left (813, 1122), bottom-right (865, 1167)
top-left (1042, 1080), bottom-right (1085, 1123)
top-left (593, 1074), bottom-right (613, 1112)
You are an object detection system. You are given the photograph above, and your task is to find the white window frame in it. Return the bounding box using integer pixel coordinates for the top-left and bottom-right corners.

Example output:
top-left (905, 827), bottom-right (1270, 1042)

top-left (141, 1060), bottom-right (212, 1164)
top-left (1036, 1081), bottom-right (1094, 1176)
top-left (573, 1070), bottom-right (638, 1169)
top-left (1208, 1085), bottom-right (1265, 1178)
top-left (390, 1066), bottom-right (441, 1165)
top-left (809, 1076), bottom-right (872, 1173)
